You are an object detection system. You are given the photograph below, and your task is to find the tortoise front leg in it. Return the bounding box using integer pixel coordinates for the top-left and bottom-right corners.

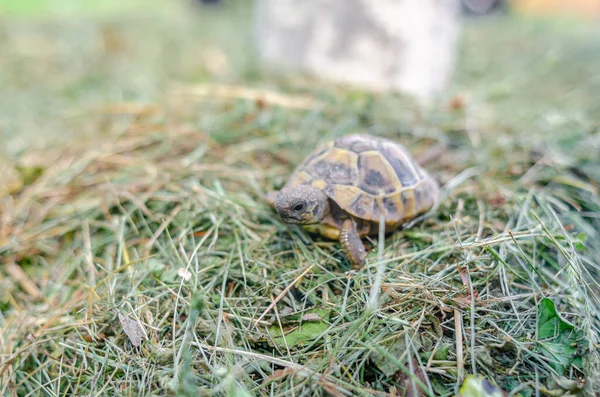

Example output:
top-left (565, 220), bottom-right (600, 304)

top-left (340, 219), bottom-right (367, 268)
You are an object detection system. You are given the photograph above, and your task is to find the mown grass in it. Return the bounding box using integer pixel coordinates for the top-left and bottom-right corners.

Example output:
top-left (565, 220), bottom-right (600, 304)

top-left (1, 2), bottom-right (599, 396)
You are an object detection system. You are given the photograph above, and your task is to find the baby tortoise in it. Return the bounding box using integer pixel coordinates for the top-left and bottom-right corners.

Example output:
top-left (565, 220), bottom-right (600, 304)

top-left (268, 134), bottom-right (439, 268)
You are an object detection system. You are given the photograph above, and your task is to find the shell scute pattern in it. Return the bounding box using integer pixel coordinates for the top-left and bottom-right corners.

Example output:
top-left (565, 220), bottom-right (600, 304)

top-left (284, 140), bottom-right (334, 187)
top-left (299, 140), bottom-right (334, 167)
top-left (378, 142), bottom-right (421, 187)
top-left (326, 185), bottom-right (360, 210)
top-left (371, 197), bottom-right (388, 220)
top-left (308, 148), bottom-right (358, 186)
top-left (357, 150), bottom-right (398, 195)
top-left (287, 134), bottom-right (437, 225)
top-left (336, 134), bottom-right (379, 153)
top-left (348, 193), bottom-right (373, 218)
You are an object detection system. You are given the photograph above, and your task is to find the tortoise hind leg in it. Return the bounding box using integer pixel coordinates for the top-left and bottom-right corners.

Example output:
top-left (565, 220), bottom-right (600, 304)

top-left (340, 219), bottom-right (367, 268)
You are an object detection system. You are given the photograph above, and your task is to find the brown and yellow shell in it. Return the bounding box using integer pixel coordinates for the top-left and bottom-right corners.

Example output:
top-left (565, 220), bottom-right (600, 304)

top-left (284, 134), bottom-right (439, 227)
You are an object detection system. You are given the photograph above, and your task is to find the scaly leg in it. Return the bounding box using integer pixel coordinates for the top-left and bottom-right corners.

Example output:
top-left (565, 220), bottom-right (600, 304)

top-left (340, 219), bottom-right (367, 268)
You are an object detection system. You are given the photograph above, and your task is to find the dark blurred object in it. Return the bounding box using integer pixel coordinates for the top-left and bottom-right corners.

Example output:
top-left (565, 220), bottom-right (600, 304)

top-left (195, 0), bottom-right (225, 6)
top-left (461, 0), bottom-right (506, 15)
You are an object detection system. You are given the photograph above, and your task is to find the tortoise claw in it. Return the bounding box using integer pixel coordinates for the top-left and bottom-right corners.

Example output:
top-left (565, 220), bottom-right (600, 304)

top-left (340, 219), bottom-right (366, 268)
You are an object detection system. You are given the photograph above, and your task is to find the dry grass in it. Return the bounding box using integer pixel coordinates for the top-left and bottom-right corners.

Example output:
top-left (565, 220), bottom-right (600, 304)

top-left (1, 3), bottom-right (599, 396)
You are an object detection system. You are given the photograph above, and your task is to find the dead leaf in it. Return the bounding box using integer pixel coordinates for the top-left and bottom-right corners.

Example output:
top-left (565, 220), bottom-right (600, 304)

top-left (117, 311), bottom-right (147, 347)
top-left (484, 192), bottom-right (507, 208)
top-left (261, 368), bottom-right (295, 385)
top-left (301, 313), bottom-right (322, 322)
top-left (448, 95), bottom-right (466, 111)
top-left (454, 291), bottom-right (479, 309)
top-left (177, 267), bottom-right (192, 281)
top-left (456, 264), bottom-right (470, 288)
top-left (391, 357), bottom-right (427, 397)
top-left (550, 376), bottom-right (586, 394)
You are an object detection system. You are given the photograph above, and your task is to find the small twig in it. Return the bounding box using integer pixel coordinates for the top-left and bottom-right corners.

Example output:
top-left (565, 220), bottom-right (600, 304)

top-left (367, 214), bottom-right (386, 312)
top-left (454, 309), bottom-right (464, 387)
top-left (82, 220), bottom-right (97, 286)
top-left (170, 83), bottom-right (321, 110)
top-left (476, 198), bottom-right (485, 241)
top-left (340, 273), bottom-right (352, 319)
top-left (467, 266), bottom-right (477, 375)
top-left (271, 293), bottom-right (292, 359)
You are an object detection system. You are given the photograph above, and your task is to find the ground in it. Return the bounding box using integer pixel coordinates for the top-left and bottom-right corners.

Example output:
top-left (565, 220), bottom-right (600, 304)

top-left (0, 1), bottom-right (599, 396)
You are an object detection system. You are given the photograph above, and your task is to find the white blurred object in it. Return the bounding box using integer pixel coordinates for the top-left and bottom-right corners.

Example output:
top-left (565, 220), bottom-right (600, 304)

top-left (254, 0), bottom-right (461, 101)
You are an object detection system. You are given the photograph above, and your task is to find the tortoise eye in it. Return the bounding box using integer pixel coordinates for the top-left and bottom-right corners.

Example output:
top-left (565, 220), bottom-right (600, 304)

top-left (292, 203), bottom-right (306, 212)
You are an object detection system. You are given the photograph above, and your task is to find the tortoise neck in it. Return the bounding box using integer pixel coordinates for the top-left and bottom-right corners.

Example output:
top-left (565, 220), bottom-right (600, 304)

top-left (319, 199), bottom-right (330, 222)
top-left (308, 191), bottom-right (329, 223)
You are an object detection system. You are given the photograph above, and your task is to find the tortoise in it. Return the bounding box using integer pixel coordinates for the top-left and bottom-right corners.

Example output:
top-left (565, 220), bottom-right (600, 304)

top-left (267, 134), bottom-right (440, 268)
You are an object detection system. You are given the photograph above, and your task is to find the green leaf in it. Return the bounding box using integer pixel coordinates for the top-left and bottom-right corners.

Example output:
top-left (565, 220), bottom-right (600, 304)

top-left (422, 343), bottom-right (451, 362)
top-left (538, 298), bottom-right (574, 339)
top-left (538, 342), bottom-right (576, 374)
top-left (432, 379), bottom-right (450, 396)
top-left (370, 330), bottom-right (422, 377)
top-left (160, 268), bottom-right (180, 284)
top-left (270, 321), bottom-right (329, 349)
top-left (147, 259), bottom-right (166, 273)
top-left (425, 314), bottom-right (443, 337)
top-left (536, 298), bottom-right (581, 375)
top-left (574, 232), bottom-right (587, 252)
top-left (572, 355), bottom-right (582, 369)
top-left (433, 343), bottom-right (451, 361)
top-left (458, 374), bottom-right (506, 397)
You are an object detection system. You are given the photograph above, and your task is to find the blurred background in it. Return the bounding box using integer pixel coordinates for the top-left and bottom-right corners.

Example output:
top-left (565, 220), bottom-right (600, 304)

top-left (0, 0), bottom-right (599, 156)
top-left (1, 3), bottom-right (599, 394)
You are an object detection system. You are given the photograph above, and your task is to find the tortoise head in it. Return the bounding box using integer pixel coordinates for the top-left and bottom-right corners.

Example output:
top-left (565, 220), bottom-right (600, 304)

top-left (275, 185), bottom-right (328, 225)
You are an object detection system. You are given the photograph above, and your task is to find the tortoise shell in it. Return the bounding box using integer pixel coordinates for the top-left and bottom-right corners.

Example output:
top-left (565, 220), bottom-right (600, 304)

top-left (284, 134), bottom-right (439, 227)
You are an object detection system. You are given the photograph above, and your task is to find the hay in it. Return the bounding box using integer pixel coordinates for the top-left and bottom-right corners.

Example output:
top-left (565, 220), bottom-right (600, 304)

top-left (1, 5), bottom-right (599, 396)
